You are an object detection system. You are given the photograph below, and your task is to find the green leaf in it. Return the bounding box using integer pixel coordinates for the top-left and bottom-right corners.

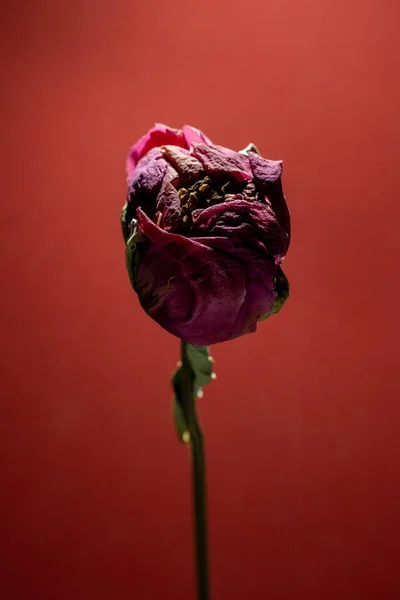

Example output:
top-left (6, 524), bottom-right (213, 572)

top-left (172, 345), bottom-right (214, 443)
top-left (259, 267), bottom-right (289, 321)
top-left (125, 220), bottom-right (146, 290)
top-left (172, 369), bottom-right (191, 443)
top-left (186, 345), bottom-right (214, 397)
top-left (121, 202), bottom-right (131, 243)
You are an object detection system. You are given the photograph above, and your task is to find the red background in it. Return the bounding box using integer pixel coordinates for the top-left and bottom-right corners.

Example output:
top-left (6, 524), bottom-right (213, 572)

top-left (1, 1), bottom-right (400, 598)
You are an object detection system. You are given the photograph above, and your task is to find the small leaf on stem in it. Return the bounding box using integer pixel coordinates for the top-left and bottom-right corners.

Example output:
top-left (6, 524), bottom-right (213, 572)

top-left (172, 344), bottom-right (214, 443)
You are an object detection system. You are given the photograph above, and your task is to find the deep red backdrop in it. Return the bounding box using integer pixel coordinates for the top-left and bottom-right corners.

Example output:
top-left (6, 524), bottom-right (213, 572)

top-left (1, 1), bottom-right (400, 598)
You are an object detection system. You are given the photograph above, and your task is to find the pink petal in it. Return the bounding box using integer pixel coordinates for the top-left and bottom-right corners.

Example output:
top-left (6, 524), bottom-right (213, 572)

top-left (127, 124), bottom-right (187, 180)
top-left (183, 125), bottom-right (213, 147)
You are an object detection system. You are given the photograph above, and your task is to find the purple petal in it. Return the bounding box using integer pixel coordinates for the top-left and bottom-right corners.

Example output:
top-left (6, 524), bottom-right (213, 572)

top-left (247, 152), bottom-right (291, 237)
top-left (127, 148), bottom-right (170, 215)
top-left (191, 143), bottom-right (252, 181)
top-left (161, 146), bottom-right (204, 182)
top-left (155, 180), bottom-right (182, 233)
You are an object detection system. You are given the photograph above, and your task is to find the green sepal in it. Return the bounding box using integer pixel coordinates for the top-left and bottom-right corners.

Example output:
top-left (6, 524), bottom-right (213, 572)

top-left (121, 202), bottom-right (133, 243)
top-left (172, 345), bottom-right (214, 444)
top-left (259, 267), bottom-right (289, 321)
top-left (238, 142), bottom-right (260, 156)
top-left (186, 345), bottom-right (214, 397)
top-left (172, 369), bottom-right (189, 442)
top-left (124, 218), bottom-right (146, 290)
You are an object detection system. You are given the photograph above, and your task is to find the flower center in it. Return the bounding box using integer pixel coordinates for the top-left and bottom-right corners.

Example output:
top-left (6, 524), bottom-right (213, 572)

top-left (176, 176), bottom-right (258, 233)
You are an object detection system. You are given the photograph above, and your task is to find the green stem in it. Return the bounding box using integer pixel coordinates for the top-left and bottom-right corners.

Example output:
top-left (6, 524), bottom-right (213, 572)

top-left (180, 340), bottom-right (210, 600)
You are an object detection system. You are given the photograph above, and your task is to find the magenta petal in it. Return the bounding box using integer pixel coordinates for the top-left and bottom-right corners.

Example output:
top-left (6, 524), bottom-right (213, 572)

top-left (155, 180), bottom-right (182, 233)
top-left (128, 148), bottom-right (170, 215)
top-left (191, 199), bottom-right (289, 260)
top-left (136, 207), bottom-right (192, 250)
top-left (191, 234), bottom-right (278, 305)
top-left (191, 143), bottom-right (251, 181)
top-left (247, 152), bottom-right (291, 238)
top-left (134, 209), bottom-right (263, 345)
top-left (127, 124), bottom-right (187, 179)
top-left (183, 125), bottom-right (213, 147)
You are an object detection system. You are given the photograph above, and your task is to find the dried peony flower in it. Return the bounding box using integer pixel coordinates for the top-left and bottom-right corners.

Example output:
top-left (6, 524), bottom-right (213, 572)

top-left (121, 124), bottom-right (290, 346)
